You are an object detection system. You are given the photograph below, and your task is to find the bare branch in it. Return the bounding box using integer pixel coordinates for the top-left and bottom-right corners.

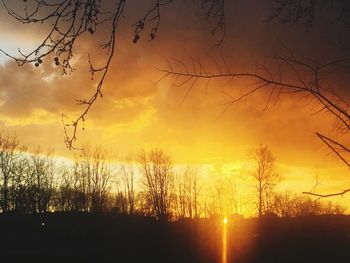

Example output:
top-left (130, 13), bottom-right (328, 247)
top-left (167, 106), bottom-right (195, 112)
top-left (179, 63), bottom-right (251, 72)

top-left (162, 54), bottom-right (350, 198)
top-left (2, 0), bottom-right (226, 150)
top-left (303, 188), bottom-right (350, 198)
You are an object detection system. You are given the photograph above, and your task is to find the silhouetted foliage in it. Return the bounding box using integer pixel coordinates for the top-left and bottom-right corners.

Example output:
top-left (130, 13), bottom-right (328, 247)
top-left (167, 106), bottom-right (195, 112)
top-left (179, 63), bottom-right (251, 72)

top-left (0, 130), bottom-right (346, 219)
top-left (272, 191), bottom-right (346, 217)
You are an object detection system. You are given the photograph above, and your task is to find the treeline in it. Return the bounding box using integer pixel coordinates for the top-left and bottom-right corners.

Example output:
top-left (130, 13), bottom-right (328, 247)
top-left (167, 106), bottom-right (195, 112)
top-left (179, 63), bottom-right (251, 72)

top-left (0, 132), bottom-right (201, 219)
top-left (0, 132), bottom-right (345, 219)
top-left (272, 192), bottom-right (346, 217)
top-left (249, 145), bottom-right (346, 218)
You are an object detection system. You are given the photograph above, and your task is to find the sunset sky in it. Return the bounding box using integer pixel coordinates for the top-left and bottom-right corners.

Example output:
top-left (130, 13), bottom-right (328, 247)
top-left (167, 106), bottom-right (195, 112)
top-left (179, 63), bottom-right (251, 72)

top-left (1, 0), bottom-right (350, 212)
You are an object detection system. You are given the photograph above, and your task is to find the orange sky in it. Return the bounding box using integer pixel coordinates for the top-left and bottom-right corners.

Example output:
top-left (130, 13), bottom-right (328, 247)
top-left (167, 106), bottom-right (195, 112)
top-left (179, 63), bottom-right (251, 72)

top-left (0, 1), bottom-right (349, 211)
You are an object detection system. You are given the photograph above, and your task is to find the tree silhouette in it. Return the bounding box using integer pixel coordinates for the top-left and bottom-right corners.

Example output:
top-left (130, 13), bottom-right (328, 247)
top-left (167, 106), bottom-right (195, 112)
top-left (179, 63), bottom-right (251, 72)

top-left (174, 166), bottom-right (201, 218)
top-left (119, 155), bottom-right (136, 214)
top-left (272, 191), bottom-right (346, 217)
top-left (164, 48), bottom-right (350, 198)
top-left (267, 0), bottom-right (350, 26)
top-left (250, 145), bottom-right (280, 218)
top-left (26, 148), bottom-right (55, 213)
top-left (139, 149), bottom-right (173, 220)
top-left (0, 132), bottom-right (21, 213)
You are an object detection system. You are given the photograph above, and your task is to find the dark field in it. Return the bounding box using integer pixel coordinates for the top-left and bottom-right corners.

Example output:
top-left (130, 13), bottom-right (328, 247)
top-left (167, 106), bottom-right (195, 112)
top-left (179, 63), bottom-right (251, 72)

top-left (1, 213), bottom-right (349, 262)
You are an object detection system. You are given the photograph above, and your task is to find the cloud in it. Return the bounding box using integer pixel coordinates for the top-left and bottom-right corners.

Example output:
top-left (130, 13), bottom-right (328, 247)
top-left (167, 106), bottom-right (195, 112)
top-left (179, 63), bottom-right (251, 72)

top-left (0, 0), bottom-right (348, 174)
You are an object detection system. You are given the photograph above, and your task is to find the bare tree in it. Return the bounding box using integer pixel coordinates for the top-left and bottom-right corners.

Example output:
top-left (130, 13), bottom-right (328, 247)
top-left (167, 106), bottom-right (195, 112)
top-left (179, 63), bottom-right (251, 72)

top-left (55, 166), bottom-right (74, 212)
top-left (250, 145), bottom-right (280, 218)
top-left (138, 149), bottom-right (173, 220)
top-left (134, 190), bottom-right (153, 216)
top-left (174, 166), bottom-right (201, 218)
top-left (55, 146), bottom-right (113, 213)
top-left (189, 166), bottom-right (201, 218)
top-left (210, 167), bottom-right (226, 216)
top-left (26, 148), bottom-right (55, 213)
top-left (9, 151), bottom-right (30, 213)
top-left (55, 162), bottom-right (88, 212)
top-left (271, 191), bottom-right (295, 217)
top-left (164, 45), bottom-right (350, 198)
top-left (79, 146), bottom-right (112, 212)
top-left (205, 165), bottom-right (249, 218)
top-left (272, 191), bottom-right (346, 217)
top-left (119, 155), bottom-right (136, 214)
top-left (0, 132), bottom-right (21, 213)
top-left (267, 0), bottom-right (350, 26)
top-left (0, 133), bottom-right (57, 214)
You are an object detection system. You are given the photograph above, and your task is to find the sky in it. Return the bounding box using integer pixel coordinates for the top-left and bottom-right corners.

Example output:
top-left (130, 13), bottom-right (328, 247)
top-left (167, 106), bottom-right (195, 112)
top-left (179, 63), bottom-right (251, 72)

top-left (0, 0), bottom-right (350, 210)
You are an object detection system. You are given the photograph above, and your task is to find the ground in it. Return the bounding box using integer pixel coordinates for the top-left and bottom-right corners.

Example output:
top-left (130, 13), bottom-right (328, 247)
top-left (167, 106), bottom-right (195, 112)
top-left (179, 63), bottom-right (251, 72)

top-left (0, 213), bottom-right (349, 262)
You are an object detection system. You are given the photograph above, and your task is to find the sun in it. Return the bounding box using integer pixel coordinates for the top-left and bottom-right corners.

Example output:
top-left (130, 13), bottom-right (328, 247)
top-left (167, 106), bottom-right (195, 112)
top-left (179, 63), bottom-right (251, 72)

top-left (223, 217), bottom-right (228, 224)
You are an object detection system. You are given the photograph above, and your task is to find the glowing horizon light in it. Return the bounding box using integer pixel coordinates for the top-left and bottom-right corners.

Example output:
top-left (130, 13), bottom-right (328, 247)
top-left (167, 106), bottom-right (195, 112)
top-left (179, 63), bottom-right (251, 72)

top-left (223, 217), bottom-right (228, 224)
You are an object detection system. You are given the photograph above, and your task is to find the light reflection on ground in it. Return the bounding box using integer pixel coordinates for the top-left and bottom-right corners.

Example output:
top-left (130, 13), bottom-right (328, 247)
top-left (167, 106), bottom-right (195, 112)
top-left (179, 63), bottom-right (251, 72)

top-left (222, 219), bottom-right (228, 263)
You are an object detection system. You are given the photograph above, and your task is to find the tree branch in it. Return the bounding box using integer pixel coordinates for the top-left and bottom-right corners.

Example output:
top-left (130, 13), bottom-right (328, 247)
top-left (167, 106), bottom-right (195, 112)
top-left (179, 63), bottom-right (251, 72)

top-left (303, 188), bottom-right (350, 198)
